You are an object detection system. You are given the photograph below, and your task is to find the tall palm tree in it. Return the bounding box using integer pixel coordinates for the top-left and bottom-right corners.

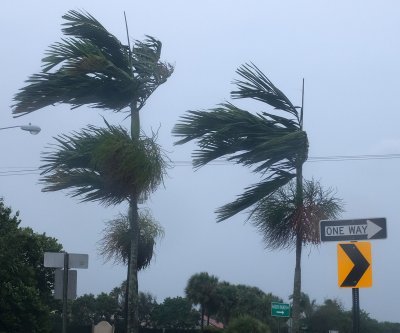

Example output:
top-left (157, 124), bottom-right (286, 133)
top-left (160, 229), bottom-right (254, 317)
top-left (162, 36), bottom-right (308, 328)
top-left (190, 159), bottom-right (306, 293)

top-left (13, 10), bottom-right (173, 333)
top-left (173, 63), bottom-right (309, 332)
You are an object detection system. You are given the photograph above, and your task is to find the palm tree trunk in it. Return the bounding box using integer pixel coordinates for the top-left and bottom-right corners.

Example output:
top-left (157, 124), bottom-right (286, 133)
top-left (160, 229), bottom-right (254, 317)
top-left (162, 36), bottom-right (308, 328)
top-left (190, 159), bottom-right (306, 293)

top-left (292, 80), bottom-right (305, 333)
top-left (124, 247), bottom-right (130, 330)
top-left (127, 201), bottom-right (140, 333)
top-left (292, 160), bottom-right (304, 333)
top-left (131, 103), bottom-right (140, 140)
top-left (200, 305), bottom-right (205, 333)
top-left (292, 232), bottom-right (302, 333)
top-left (127, 103), bottom-right (141, 333)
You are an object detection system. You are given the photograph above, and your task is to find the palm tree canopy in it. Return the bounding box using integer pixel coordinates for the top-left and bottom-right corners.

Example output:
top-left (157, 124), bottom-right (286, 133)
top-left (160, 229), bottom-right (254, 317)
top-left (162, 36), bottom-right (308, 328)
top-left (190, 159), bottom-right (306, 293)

top-left (98, 209), bottom-right (164, 270)
top-left (40, 121), bottom-right (168, 205)
top-left (250, 179), bottom-right (344, 250)
top-left (12, 10), bottom-right (173, 116)
top-left (173, 63), bottom-right (308, 221)
top-left (185, 272), bottom-right (219, 309)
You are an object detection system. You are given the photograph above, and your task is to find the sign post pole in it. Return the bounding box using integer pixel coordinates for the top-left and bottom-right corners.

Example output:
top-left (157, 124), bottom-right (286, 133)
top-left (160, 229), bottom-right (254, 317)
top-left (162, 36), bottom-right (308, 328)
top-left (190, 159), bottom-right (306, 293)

top-left (62, 252), bottom-right (69, 333)
top-left (320, 218), bottom-right (385, 333)
top-left (44, 251), bottom-right (88, 333)
top-left (352, 288), bottom-right (360, 333)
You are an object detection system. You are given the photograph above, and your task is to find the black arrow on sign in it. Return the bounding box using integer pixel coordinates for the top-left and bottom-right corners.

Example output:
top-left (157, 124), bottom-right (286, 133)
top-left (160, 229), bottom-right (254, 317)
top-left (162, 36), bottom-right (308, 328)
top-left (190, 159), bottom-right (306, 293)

top-left (340, 243), bottom-right (370, 287)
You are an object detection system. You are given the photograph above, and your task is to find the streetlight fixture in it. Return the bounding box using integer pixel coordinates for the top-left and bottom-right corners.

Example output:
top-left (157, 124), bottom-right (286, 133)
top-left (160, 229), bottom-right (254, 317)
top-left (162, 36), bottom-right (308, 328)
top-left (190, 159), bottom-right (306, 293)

top-left (0, 123), bottom-right (41, 135)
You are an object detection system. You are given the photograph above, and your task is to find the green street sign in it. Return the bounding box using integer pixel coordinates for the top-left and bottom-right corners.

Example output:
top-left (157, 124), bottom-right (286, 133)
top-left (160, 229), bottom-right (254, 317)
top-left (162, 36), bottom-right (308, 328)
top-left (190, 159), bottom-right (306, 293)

top-left (271, 302), bottom-right (290, 317)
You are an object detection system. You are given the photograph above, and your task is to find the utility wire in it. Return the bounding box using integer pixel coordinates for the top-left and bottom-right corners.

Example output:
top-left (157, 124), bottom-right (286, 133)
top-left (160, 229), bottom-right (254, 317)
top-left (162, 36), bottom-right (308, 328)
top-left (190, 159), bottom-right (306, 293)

top-left (0, 153), bottom-right (399, 176)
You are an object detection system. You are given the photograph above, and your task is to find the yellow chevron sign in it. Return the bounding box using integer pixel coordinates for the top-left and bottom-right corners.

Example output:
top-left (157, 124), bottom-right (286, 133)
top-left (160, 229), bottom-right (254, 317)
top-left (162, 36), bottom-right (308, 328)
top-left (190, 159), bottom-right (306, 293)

top-left (337, 242), bottom-right (372, 288)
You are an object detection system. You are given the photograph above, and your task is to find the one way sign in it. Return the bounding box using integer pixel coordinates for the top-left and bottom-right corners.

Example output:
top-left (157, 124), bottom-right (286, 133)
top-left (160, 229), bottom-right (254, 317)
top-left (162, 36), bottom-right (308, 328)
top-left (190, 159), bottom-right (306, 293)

top-left (320, 218), bottom-right (387, 242)
top-left (337, 242), bottom-right (372, 288)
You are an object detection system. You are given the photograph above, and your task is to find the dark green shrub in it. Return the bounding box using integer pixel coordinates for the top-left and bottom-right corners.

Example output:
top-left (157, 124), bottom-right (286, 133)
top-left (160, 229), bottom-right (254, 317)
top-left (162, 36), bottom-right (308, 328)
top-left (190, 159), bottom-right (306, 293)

top-left (203, 326), bottom-right (223, 333)
top-left (225, 315), bottom-right (270, 333)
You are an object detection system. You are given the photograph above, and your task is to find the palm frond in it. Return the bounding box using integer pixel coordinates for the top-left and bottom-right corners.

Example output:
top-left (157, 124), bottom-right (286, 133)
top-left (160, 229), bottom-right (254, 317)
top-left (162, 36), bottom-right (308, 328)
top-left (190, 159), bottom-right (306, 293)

top-left (173, 103), bottom-right (308, 173)
top-left (61, 10), bottom-right (129, 70)
top-left (12, 10), bottom-right (173, 117)
top-left (98, 209), bottom-right (164, 270)
top-left (250, 179), bottom-right (344, 250)
top-left (40, 122), bottom-right (169, 206)
top-left (173, 63), bottom-right (308, 222)
top-left (232, 63), bottom-right (299, 120)
top-left (216, 171), bottom-right (296, 222)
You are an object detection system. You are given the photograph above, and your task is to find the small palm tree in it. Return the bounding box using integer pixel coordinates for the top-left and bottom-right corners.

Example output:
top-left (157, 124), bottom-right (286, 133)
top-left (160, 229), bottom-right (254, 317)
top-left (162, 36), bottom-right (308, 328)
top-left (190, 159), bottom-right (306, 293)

top-left (173, 63), bottom-right (310, 332)
top-left (13, 10), bottom-right (173, 333)
top-left (185, 272), bottom-right (219, 332)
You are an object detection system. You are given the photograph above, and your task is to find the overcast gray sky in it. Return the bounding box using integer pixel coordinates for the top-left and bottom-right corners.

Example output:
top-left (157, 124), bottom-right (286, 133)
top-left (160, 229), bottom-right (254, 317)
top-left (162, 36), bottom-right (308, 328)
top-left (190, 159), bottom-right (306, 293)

top-left (2, 0), bottom-right (400, 323)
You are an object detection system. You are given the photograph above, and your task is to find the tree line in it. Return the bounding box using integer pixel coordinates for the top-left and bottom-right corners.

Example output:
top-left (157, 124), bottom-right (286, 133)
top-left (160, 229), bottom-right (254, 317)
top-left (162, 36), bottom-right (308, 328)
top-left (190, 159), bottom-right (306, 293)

top-left (0, 199), bottom-right (398, 333)
top-left (66, 274), bottom-right (400, 333)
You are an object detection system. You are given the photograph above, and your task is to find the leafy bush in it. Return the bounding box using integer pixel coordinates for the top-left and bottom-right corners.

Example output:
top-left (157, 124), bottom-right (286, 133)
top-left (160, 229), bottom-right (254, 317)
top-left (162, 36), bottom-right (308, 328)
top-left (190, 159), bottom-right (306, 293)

top-left (203, 326), bottom-right (223, 333)
top-left (225, 315), bottom-right (270, 333)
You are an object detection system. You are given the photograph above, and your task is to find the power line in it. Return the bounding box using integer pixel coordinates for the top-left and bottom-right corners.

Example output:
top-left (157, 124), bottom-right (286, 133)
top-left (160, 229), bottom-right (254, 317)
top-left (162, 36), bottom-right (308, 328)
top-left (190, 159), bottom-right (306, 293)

top-left (0, 153), bottom-right (399, 176)
top-left (308, 153), bottom-right (400, 162)
top-left (174, 153), bottom-right (400, 166)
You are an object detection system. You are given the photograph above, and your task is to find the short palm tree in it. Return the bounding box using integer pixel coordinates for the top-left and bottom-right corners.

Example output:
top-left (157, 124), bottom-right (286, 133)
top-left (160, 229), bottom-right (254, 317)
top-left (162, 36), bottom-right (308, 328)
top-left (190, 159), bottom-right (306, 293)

top-left (185, 272), bottom-right (219, 332)
top-left (13, 10), bottom-right (173, 333)
top-left (173, 63), bottom-right (309, 332)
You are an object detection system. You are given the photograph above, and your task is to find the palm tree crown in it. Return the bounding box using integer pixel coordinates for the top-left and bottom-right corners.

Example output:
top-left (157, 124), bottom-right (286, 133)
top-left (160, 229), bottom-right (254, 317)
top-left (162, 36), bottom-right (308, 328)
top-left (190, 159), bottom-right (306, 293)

top-left (13, 10), bottom-right (173, 116)
top-left (40, 122), bottom-right (168, 206)
top-left (98, 209), bottom-right (164, 270)
top-left (173, 63), bottom-right (308, 221)
top-left (250, 179), bottom-right (343, 250)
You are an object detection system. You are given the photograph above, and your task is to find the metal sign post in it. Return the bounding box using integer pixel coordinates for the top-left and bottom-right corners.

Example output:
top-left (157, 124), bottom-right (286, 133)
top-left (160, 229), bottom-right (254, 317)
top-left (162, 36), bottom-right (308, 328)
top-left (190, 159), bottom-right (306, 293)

top-left (320, 217), bottom-right (387, 333)
top-left (44, 252), bottom-right (88, 333)
top-left (352, 288), bottom-right (360, 333)
top-left (337, 241), bottom-right (372, 333)
top-left (62, 253), bottom-right (69, 333)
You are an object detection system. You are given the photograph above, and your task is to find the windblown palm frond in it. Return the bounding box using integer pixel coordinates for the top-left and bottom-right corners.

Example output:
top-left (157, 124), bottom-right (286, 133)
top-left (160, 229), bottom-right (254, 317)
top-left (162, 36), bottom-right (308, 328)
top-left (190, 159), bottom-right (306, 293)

top-left (232, 63), bottom-right (300, 119)
top-left (173, 65), bottom-right (308, 221)
top-left (216, 170), bottom-right (296, 222)
top-left (174, 104), bottom-right (307, 172)
top-left (12, 10), bottom-right (173, 116)
top-left (98, 209), bottom-right (164, 270)
top-left (250, 179), bottom-right (343, 250)
top-left (40, 122), bottom-right (168, 205)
